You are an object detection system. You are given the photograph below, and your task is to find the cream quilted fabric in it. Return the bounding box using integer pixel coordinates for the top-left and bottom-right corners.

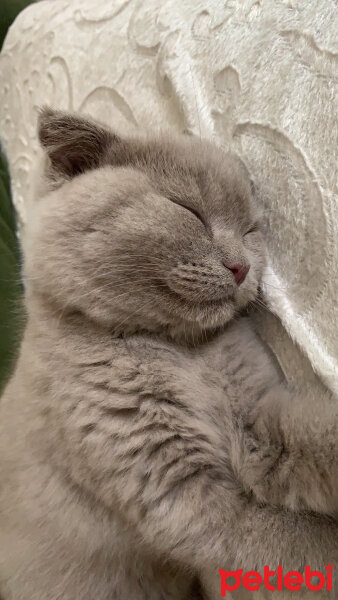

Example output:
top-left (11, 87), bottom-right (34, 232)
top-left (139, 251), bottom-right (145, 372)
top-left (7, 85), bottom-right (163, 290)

top-left (0, 1), bottom-right (337, 597)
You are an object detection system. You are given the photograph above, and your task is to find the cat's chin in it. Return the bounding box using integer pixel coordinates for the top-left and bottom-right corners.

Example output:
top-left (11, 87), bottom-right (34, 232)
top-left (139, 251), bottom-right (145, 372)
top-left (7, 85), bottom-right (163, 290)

top-left (193, 302), bottom-right (236, 329)
top-left (165, 301), bottom-right (236, 344)
top-left (166, 282), bottom-right (260, 337)
top-left (83, 282), bottom-right (259, 343)
top-left (107, 299), bottom-right (237, 344)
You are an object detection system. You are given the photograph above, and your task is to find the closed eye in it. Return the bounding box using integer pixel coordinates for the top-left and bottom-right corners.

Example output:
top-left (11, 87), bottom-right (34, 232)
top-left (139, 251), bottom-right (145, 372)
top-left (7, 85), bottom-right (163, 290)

top-left (244, 223), bottom-right (260, 236)
top-left (170, 199), bottom-right (207, 229)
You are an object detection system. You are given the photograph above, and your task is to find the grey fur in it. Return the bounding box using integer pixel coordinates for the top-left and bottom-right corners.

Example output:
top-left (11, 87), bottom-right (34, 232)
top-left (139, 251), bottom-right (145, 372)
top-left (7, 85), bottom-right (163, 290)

top-left (0, 109), bottom-right (337, 600)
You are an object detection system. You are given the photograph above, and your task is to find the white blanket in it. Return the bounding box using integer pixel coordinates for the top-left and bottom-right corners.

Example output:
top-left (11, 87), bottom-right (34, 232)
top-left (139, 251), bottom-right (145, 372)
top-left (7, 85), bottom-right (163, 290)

top-left (0, 1), bottom-right (337, 595)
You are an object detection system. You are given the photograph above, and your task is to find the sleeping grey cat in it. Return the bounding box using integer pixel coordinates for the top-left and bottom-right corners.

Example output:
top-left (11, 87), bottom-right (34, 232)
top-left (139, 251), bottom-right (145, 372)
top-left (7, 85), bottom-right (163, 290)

top-left (0, 108), bottom-right (337, 600)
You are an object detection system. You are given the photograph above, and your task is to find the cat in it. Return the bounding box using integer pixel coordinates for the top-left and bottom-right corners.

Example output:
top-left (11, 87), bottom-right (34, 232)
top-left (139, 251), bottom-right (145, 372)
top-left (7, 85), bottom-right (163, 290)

top-left (0, 108), bottom-right (337, 600)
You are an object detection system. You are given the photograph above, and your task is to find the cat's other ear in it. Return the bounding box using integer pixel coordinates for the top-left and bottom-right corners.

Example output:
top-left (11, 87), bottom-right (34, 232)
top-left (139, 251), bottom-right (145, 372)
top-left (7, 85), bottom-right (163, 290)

top-left (37, 107), bottom-right (118, 185)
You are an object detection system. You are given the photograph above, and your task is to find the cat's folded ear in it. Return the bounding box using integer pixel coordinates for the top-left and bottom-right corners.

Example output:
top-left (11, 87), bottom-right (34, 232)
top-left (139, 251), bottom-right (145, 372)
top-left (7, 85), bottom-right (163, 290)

top-left (38, 107), bottom-right (121, 185)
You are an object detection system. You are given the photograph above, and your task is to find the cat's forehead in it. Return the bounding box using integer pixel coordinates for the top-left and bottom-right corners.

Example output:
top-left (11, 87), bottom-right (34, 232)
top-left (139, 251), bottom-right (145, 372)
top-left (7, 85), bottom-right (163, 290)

top-left (131, 135), bottom-right (254, 219)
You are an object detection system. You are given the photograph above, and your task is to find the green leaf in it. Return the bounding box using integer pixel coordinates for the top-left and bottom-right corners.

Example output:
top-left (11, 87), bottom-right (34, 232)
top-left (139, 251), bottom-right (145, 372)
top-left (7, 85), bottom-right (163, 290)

top-left (0, 151), bottom-right (23, 393)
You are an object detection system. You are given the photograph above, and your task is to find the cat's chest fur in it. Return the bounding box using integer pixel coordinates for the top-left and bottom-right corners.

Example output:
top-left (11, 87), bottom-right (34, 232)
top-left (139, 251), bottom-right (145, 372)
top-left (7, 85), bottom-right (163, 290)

top-left (74, 317), bottom-right (281, 429)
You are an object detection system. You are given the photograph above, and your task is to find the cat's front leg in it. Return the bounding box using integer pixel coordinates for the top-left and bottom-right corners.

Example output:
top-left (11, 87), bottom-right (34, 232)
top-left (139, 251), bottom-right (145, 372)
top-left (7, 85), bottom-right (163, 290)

top-left (235, 384), bottom-right (338, 514)
top-left (65, 382), bottom-right (338, 576)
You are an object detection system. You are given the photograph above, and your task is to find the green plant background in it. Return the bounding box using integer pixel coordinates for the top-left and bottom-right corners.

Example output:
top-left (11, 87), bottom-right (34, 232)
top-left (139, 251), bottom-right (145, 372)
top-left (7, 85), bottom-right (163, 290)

top-left (0, 1), bottom-right (37, 391)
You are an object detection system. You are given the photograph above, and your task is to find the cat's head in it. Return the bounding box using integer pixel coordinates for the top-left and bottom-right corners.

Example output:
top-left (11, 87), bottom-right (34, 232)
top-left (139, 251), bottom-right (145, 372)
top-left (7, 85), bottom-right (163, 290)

top-left (26, 108), bottom-right (265, 341)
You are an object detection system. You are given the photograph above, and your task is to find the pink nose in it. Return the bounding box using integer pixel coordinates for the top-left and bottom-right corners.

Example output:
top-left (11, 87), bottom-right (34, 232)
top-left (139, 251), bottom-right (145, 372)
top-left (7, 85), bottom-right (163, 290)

top-left (227, 263), bottom-right (250, 286)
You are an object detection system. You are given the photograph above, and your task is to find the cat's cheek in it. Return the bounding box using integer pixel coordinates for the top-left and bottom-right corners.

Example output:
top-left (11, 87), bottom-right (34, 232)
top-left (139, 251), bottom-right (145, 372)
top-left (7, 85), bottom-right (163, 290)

top-left (244, 233), bottom-right (266, 270)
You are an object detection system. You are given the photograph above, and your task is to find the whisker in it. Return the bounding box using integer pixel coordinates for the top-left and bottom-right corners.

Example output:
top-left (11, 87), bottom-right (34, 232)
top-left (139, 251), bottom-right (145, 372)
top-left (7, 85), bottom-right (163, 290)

top-left (112, 297), bottom-right (158, 335)
top-left (261, 281), bottom-right (287, 292)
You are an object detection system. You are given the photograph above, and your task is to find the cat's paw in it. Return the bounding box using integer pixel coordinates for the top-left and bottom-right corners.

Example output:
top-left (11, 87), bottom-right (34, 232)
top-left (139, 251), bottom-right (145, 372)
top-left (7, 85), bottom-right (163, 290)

top-left (235, 388), bottom-right (289, 505)
top-left (238, 386), bottom-right (338, 514)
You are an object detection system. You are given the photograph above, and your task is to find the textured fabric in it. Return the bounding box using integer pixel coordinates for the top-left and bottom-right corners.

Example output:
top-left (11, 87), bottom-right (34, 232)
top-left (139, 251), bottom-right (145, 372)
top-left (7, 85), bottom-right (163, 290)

top-left (0, 1), bottom-right (337, 596)
top-left (0, 0), bottom-right (37, 51)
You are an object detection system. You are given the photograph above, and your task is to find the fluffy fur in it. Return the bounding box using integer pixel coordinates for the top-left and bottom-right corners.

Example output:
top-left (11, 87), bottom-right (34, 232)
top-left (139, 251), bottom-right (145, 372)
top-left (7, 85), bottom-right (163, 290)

top-left (0, 110), bottom-right (337, 600)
